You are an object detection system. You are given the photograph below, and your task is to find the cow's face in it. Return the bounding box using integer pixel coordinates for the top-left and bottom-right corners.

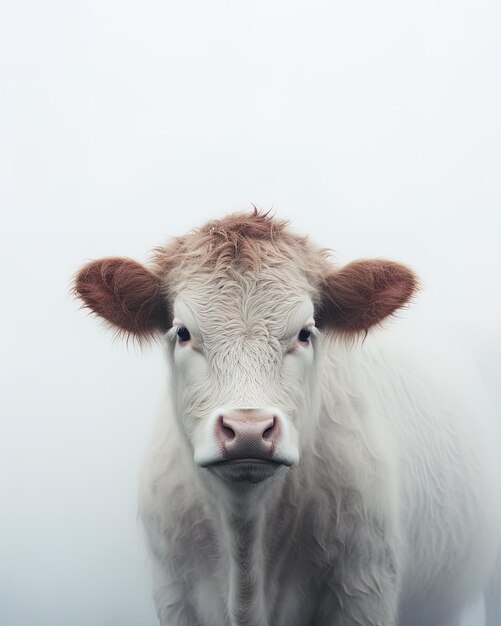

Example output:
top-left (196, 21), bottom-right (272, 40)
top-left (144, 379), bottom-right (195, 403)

top-left (165, 265), bottom-right (319, 483)
top-left (74, 213), bottom-right (417, 485)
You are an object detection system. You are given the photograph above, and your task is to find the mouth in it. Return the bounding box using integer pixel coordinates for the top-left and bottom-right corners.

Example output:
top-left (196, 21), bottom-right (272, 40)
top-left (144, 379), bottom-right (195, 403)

top-left (206, 458), bottom-right (285, 484)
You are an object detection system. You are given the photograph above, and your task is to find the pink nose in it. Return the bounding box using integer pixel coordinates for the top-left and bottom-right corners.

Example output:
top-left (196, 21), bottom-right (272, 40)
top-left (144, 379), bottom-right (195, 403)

top-left (215, 410), bottom-right (280, 460)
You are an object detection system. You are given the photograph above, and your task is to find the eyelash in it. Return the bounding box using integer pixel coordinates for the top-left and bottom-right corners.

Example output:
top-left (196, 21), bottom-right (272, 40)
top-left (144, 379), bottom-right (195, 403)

top-left (298, 328), bottom-right (311, 342)
top-left (167, 324), bottom-right (192, 344)
top-left (297, 325), bottom-right (318, 344)
top-left (177, 326), bottom-right (191, 342)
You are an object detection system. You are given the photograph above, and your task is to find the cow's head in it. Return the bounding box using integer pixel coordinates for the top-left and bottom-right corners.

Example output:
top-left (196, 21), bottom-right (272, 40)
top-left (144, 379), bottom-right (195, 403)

top-left (74, 212), bottom-right (417, 485)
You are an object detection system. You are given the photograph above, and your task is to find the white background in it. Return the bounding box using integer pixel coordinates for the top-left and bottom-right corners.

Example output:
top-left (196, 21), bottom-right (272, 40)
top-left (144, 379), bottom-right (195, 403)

top-left (1, 1), bottom-right (500, 624)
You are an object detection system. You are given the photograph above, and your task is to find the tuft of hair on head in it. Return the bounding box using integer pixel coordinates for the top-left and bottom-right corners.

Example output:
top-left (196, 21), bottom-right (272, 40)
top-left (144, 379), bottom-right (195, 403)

top-left (72, 257), bottom-right (170, 345)
top-left (201, 207), bottom-right (285, 242)
top-left (316, 259), bottom-right (420, 338)
top-left (150, 208), bottom-right (322, 282)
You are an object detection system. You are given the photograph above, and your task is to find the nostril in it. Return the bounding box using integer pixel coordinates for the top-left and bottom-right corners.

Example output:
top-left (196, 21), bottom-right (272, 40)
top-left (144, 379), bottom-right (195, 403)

top-left (219, 416), bottom-right (236, 441)
top-left (262, 418), bottom-right (276, 441)
top-left (222, 424), bottom-right (236, 440)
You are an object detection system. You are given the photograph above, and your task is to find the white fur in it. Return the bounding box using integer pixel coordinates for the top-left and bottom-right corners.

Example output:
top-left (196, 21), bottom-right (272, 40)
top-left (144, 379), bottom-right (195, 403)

top-left (139, 265), bottom-right (501, 626)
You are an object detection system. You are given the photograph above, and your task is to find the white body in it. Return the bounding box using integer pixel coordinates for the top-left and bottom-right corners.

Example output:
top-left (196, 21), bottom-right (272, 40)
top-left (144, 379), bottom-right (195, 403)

top-left (75, 213), bottom-right (501, 625)
top-left (140, 328), bottom-right (501, 626)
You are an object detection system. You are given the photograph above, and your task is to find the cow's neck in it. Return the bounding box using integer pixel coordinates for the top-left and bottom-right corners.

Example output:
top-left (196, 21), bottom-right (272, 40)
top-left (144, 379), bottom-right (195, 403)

top-left (209, 477), bottom-right (288, 626)
top-left (224, 507), bottom-right (266, 626)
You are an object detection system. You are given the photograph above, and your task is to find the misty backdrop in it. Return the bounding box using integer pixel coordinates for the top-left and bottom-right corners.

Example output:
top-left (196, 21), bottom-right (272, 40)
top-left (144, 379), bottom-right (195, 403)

top-left (1, 1), bottom-right (500, 625)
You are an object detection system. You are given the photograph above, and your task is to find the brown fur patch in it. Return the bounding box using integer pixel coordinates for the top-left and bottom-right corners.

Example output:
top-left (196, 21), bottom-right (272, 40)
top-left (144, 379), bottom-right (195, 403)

top-left (316, 259), bottom-right (419, 334)
top-left (151, 210), bottom-right (328, 290)
top-left (73, 257), bottom-right (169, 341)
top-left (204, 209), bottom-right (286, 242)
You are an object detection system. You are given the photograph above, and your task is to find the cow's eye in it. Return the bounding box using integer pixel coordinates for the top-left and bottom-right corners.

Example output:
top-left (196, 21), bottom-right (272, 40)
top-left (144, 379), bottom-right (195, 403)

top-left (298, 328), bottom-right (311, 343)
top-left (177, 326), bottom-right (191, 342)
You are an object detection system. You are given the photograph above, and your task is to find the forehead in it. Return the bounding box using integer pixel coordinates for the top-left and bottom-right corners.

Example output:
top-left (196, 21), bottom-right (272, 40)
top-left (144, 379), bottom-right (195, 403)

top-left (153, 211), bottom-right (330, 334)
top-left (172, 266), bottom-right (315, 337)
top-left (155, 211), bottom-right (329, 294)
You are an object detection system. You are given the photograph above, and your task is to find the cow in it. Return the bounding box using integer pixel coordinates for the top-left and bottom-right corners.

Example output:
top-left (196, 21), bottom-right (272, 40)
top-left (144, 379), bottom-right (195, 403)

top-left (74, 210), bottom-right (501, 626)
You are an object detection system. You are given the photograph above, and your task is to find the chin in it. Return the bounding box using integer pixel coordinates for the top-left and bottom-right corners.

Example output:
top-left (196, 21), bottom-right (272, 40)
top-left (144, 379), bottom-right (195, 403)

top-left (207, 459), bottom-right (287, 484)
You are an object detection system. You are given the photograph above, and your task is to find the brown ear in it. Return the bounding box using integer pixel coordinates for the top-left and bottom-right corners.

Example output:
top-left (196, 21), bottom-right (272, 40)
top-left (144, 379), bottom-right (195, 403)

top-left (317, 259), bottom-right (419, 334)
top-left (73, 257), bottom-right (169, 341)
